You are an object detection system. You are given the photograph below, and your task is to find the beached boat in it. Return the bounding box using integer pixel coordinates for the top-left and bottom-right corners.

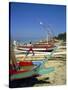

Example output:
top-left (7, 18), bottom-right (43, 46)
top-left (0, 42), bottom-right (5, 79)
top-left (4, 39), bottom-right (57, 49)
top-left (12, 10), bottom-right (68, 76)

top-left (16, 43), bottom-right (54, 53)
top-left (17, 46), bottom-right (54, 52)
top-left (10, 42), bottom-right (59, 81)
top-left (10, 60), bottom-right (54, 80)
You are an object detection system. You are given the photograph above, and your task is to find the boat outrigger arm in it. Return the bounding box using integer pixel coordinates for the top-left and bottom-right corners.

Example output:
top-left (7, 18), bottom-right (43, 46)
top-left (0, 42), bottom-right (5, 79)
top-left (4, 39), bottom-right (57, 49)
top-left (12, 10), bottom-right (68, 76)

top-left (33, 41), bottom-right (62, 75)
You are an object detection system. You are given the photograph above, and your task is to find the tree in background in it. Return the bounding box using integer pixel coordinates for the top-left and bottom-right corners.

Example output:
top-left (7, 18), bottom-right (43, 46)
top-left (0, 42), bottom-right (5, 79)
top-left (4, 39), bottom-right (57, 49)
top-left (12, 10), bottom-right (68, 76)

top-left (54, 32), bottom-right (66, 42)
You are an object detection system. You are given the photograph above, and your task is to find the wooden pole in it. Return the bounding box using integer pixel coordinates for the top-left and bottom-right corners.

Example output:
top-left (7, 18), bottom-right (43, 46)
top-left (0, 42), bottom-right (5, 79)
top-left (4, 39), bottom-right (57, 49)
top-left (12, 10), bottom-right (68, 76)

top-left (10, 43), bottom-right (19, 70)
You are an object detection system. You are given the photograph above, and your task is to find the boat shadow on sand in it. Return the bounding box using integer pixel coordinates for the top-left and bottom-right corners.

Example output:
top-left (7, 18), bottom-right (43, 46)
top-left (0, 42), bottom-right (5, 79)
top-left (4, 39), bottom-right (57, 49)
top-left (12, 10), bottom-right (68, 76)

top-left (9, 76), bottom-right (50, 88)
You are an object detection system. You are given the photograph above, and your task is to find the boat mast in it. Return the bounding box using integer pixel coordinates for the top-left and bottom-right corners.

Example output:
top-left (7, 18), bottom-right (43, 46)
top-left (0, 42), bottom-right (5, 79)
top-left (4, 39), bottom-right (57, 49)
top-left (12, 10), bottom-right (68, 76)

top-left (40, 21), bottom-right (54, 44)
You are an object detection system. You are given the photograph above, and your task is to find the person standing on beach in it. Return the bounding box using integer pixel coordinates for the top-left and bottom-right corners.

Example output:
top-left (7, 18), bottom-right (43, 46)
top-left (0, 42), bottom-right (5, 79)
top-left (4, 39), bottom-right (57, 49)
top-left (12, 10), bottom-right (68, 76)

top-left (26, 42), bottom-right (35, 56)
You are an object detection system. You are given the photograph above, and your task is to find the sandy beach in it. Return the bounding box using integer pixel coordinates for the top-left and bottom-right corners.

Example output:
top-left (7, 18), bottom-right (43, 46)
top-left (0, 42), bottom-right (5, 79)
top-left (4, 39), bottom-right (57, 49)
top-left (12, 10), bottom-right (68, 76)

top-left (10, 53), bottom-right (66, 88)
top-left (12, 45), bottom-right (66, 87)
top-left (35, 58), bottom-right (66, 86)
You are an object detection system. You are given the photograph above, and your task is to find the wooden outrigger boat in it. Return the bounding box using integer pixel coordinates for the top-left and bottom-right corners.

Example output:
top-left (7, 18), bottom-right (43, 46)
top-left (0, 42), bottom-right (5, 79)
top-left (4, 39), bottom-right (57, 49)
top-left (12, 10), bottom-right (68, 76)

top-left (17, 43), bottom-right (54, 52)
top-left (15, 22), bottom-right (55, 53)
top-left (10, 61), bottom-right (54, 80)
top-left (17, 47), bottom-right (54, 52)
top-left (10, 42), bottom-right (59, 81)
top-left (17, 43), bottom-right (53, 48)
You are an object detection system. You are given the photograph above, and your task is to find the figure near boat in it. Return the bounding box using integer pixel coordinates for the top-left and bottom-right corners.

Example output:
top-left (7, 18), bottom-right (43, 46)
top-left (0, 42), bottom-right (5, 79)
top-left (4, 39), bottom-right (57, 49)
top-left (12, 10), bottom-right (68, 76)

top-left (26, 42), bottom-right (35, 56)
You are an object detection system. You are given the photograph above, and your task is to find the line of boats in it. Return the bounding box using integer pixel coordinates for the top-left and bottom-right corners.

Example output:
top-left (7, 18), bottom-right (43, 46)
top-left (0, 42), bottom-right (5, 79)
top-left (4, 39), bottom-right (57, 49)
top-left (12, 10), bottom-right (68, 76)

top-left (10, 39), bottom-right (61, 81)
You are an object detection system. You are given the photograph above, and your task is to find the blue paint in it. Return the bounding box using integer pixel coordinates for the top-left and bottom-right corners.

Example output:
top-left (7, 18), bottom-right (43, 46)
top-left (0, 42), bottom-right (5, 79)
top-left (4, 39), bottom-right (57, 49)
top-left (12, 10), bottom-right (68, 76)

top-left (32, 61), bottom-right (43, 66)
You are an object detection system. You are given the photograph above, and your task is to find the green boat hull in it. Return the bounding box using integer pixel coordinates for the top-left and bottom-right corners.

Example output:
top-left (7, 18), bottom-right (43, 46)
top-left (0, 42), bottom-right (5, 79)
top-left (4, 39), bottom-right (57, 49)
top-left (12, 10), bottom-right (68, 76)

top-left (11, 66), bottom-right (54, 80)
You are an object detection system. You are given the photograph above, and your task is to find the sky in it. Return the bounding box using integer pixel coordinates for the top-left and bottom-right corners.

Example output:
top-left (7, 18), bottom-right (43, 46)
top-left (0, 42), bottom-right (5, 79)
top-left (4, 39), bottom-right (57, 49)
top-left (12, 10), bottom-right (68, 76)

top-left (10, 2), bottom-right (66, 42)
